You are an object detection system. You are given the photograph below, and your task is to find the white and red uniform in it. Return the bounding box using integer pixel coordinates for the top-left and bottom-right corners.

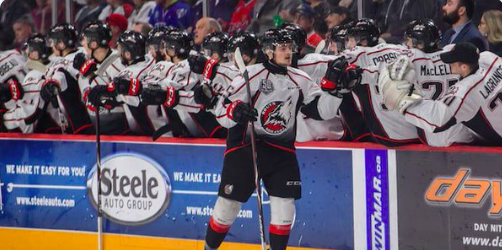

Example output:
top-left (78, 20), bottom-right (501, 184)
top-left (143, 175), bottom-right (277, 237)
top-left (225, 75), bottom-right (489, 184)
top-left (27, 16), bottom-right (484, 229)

top-left (403, 51), bottom-right (502, 146)
top-left (79, 50), bottom-right (126, 135)
top-left (0, 50), bottom-right (28, 111)
top-left (112, 55), bottom-right (156, 135)
top-left (43, 49), bottom-right (94, 134)
top-left (2, 60), bottom-right (50, 133)
top-left (406, 46), bottom-right (476, 147)
top-left (343, 43), bottom-right (421, 146)
top-left (296, 53), bottom-right (366, 142)
top-left (215, 62), bottom-right (342, 151)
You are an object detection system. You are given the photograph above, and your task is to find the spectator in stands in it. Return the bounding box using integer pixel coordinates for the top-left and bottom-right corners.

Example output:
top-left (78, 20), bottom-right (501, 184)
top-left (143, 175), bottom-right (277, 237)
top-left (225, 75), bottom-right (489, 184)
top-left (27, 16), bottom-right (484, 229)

top-left (133, 22), bottom-right (152, 36)
top-left (306, 0), bottom-right (330, 36)
top-left (192, 0), bottom-right (239, 31)
top-left (193, 17), bottom-right (221, 45)
top-left (478, 10), bottom-right (502, 56)
top-left (365, 0), bottom-right (440, 44)
top-left (30, 0), bottom-right (66, 35)
top-left (292, 3), bottom-right (323, 48)
top-left (0, 0), bottom-right (30, 50)
top-left (99, 0), bottom-right (134, 21)
top-left (149, 0), bottom-right (193, 31)
top-left (75, 0), bottom-right (106, 32)
top-left (13, 15), bottom-right (35, 49)
top-left (128, 0), bottom-right (156, 30)
top-left (228, 0), bottom-right (258, 33)
top-left (325, 5), bottom-right (352, 30)
top-left (106, 13), bottom-right (128, 48)
top-left (440, 0), bottom-right (488, 52)
top-left (247, 0), bottom-right (301, 35)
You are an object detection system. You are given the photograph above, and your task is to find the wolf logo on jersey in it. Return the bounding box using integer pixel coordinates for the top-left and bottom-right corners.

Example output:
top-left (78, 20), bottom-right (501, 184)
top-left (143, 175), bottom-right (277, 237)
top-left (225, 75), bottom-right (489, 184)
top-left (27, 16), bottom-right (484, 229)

top-left (261, 97), bottom-right (293, 134)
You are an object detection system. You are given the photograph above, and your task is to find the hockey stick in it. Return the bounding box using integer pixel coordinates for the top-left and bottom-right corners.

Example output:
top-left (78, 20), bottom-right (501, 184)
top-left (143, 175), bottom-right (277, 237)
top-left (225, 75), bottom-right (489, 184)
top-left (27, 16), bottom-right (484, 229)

top-left (95, 103), bottom-right (104, 250)
top-left (234, 48), bottom-right (268, 250)
top-left (95, 54), bottom-right (119, 77)
top-left (315, 40), bottom-right (326, 54)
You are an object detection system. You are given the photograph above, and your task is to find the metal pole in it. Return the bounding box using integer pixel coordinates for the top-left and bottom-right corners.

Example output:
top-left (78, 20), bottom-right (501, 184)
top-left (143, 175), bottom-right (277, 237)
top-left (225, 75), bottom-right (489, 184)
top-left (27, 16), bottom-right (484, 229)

top-left (52, 0), bottom-right (57, 26)
top-left (202, 0), bottom-right (208, 18)
top-left (357, 0), bottom-right (363, 19)
top-left (65, 0), bottom-right (72, 23)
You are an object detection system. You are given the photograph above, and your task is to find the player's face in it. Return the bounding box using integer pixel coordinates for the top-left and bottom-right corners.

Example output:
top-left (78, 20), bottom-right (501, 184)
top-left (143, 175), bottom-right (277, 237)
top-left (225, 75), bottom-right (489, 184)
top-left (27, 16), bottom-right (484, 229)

top-left (272, 42), bottom-right (295, 67)
top-left (26, 47), bottom-right (40, 61)
top-left (345, 36), bottom-right (357, 50)
top-left (449, 62), bottom-right (462, 75)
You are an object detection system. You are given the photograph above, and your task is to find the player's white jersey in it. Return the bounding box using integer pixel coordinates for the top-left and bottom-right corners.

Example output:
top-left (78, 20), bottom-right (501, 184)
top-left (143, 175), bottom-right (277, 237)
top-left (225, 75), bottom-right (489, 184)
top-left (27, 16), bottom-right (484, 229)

top-left (43, 49), bottom-right (94, 134)
top-left (407, 47), bottom-right (475, 147)
top-left (0, 50), bottom-right (27, 85)
top-left (404, 51), bottom-right (502, 145)
top-left (114, 56), bottom-right (156, 135)
top-left (296, 53), bottom-right (346, 142)
top-left (159, 59), bottom-right (225, 138)
top-left (215, 63), bottom-right (341, 150)
top-left (344, 43), bottom-right (410, 68)
top-left (78, 50), bottom-right (127, 135)
top-left (345, 44), bottom-right (420, 146)
top-left (0, 50), bottom-right (28, 110)
top-left (2, 60), bottom-right (51, 133)
top-left (142, 60), bottom-right (175, 132)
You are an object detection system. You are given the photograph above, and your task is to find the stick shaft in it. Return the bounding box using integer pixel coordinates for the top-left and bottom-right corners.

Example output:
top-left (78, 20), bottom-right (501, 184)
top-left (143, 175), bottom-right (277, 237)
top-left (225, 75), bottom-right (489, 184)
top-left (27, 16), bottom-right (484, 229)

top-left (95, 108), bottom-right (103, 250)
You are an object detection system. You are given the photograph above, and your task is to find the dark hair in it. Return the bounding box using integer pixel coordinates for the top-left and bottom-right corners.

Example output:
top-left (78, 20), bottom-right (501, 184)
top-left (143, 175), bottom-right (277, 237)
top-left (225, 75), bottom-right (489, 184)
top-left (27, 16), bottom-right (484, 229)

top-left (459, 0), bottom-right (475, 19)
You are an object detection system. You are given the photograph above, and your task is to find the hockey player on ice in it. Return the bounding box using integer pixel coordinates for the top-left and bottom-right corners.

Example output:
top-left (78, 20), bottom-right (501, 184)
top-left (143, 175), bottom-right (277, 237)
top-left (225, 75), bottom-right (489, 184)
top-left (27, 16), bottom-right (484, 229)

top-left (381, 42), bottom-right (502, 146)
top-left (399, 19), bottom-right (476, 147)
top-left (203, 28), bottom-right (359, 250)
top-left (1, 34), bottom-right (52, 133)
top-left (74, 21), bottom-right (127, 135)
top-left (40, 23), bottom-right (94, 134)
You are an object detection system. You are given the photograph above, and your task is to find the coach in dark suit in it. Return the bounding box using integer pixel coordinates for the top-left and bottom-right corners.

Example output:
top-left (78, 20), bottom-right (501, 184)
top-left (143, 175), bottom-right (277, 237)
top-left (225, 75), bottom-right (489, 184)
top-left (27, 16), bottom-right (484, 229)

top-left (440, 0), bottom-right (488, 52)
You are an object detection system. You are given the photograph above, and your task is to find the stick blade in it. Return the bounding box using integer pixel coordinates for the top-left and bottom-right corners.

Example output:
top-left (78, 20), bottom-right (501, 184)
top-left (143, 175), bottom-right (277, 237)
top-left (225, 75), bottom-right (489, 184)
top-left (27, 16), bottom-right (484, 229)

top-left (234, 47), bottom-right (247, 75)
top-left (315, 40), bottom-right (326, 54)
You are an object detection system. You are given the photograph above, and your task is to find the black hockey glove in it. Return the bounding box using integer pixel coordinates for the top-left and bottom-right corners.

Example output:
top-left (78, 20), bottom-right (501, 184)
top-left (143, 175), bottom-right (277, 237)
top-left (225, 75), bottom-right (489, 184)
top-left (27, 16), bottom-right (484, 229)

top-left (227, 100), bottom-right (257, 125)
top-left (40, 79), bottom-right (60, 104)
top-left (111, 77), bottom-right (142, 96)
top-left (140, 86), bottom-right (179, 108)
top-left (188, 53), bottom-right (219, 80)
top-left (193, 83), bottom-right (217, 109)
top-left (87, 85), bottom-right (118, 109)
top-left (0, 78), bottom-right (24, 103)
top-left (73, 53), bottom-right (97, 77)
top-left (320, 57), bottom-right (361, 97)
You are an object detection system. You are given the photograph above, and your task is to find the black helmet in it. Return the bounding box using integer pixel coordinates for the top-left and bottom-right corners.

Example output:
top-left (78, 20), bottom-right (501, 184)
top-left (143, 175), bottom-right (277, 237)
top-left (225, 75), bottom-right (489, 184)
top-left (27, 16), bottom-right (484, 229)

top-left (347, 18), bottom-right (380, 47)
top-left (329, 25), bottom-right (349, 52)
top-left (202, 32), bottom-right (230, 60)
top-left (227, 31), bottom-right (259, 59)
top-left (118, 30), bottom-right (146, 61)
top-left (147, 25), bottom-right (178, 48)
top-left (48, 23), bottom-right (78, 48)
top-left (280, 22), bottom-right (307, 51)
top-left (24, 33), bottom-right (51, 60)
top-left (405, 19), bottom-right (441, 53)
top-left (261, 28), bottom-right (297, 52)
top-left (163, 29), bottom-right (191, 59)
top-left (81, 21), bottom-right (112, 48)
